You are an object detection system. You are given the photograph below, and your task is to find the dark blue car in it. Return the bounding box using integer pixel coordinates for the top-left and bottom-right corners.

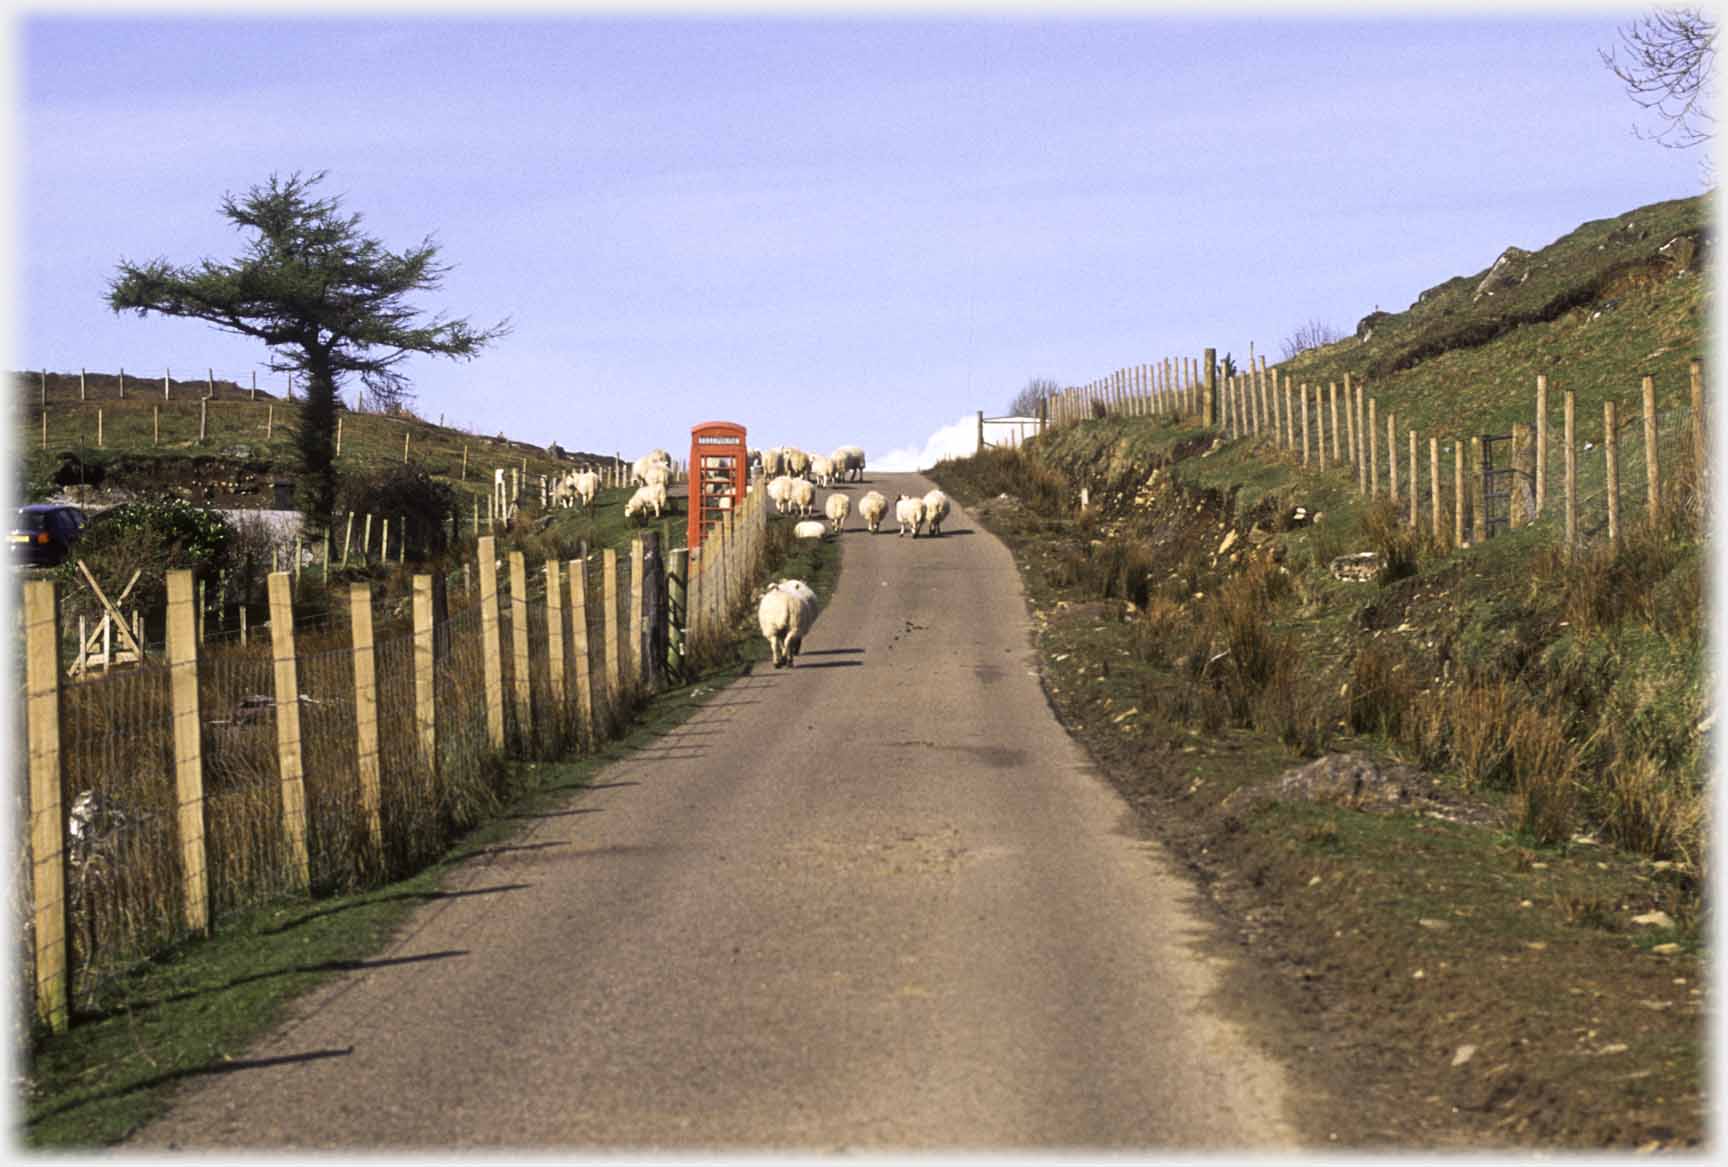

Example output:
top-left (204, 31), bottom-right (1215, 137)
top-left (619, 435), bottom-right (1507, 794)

top-left (11, 504), bottom-right (87, 568)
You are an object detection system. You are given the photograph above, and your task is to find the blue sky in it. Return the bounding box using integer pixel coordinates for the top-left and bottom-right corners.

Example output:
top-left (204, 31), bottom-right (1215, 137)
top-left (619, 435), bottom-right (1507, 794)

top-left (11, 7), bottom-right (1709, 469)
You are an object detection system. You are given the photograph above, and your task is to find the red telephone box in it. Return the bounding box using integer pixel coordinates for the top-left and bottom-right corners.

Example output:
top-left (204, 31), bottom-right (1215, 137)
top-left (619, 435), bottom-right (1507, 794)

top-left (688, 421), bottom-right (748, 553)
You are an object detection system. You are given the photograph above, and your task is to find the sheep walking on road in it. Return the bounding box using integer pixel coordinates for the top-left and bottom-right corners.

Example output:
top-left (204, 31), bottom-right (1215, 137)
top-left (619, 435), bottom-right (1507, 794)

top-left (832, 446), bottom-right (866, 482)
top-left (895, 494), bottom-right (926, 538)
top-left (767, 474), bottom-right (795, 513)
top-left (922, 489), bottom-right (951, 536)
top-left (824, 491), bottom-right (850, 533)
top-left (858, 490), bottom-right (888, 533)
top-left (758, 579), bottom-right (817, 668)
top-left (789, 478), bottom-right (816, 517)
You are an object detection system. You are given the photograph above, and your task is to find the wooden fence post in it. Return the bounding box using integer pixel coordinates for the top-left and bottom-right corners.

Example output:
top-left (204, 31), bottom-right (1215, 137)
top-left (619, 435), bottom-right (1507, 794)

top-left (509, 550), bottom-right (532, 746)
top-left (545, 560), bottom-right (567, 716)
top-left (335, 415), bottom-right (343, 458)
top-left (667, 547), bottom-right (688, 680)
top-left (24, 580), bottom-right (69, 1033)
top-left (413, 574), bottom-right (438, 773)
top-left (1429, 436), bottom-right (1443, 545)
top-left (478, 536), bottom-right (505, 751)
top-left (199, 396), bottom-right (208, 442)
top-left (1471, 436), bottom-right (1488, 545)
top-left (1368, 398), bottom-right (1379, 495)
top-left (1454, 441), bottom-right (1466, 549)
top-left (1408, 430), bottom-right (1419, 529)
top-left (348, 583), bottom-right (384, 864)
top-left (1203, 348), bottom-right (1217, 429)
top-left (1690, 357), bottom-right (1705, 494)
top-left (1329, 382), bottom-right (1342, 465)
top-left (267, 572), bottom-right (311, 892)
top-left (166, 570), bottom-right (209, 935)
top-left (1643, 374), bottom-right (1661, 527)
top-left (1564, 391), bottom-right (1577, 554)
top-left (630, 535), bottom-right (647, 693)
top-left (1605, 400), bottom-right (1621, 547)
top-left (1299, 385), bottom-right (1310, 466)
top-left (1386, 411), bottom-right (1398, 502)
top-left (569, 558), bottom-right (595, 744)
top-left (153, 405), bottom-right (159, 446)
top-left (1536, 374), bottom-right (1549, 516)
top-left (1510, 423), bottom-right (1535, 528)
top-left (603, 548), bottom-right (622, 723)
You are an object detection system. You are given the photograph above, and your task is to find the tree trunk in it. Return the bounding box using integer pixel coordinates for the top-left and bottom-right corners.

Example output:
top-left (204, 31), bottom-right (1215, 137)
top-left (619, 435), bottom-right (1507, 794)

top-left (298, 355), bottom-right (338, 532)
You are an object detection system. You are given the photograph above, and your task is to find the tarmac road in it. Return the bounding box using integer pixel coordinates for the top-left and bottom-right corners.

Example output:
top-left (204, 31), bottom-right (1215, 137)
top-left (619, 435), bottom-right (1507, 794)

top-left (134, 471), bottom-right (1297, 1152)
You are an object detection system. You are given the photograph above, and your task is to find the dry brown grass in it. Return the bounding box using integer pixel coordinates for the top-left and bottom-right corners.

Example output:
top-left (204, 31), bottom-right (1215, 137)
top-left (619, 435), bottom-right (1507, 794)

top-left (1446, 680), bottom-right (1521, 791)
top-left (1509, 707), bottom-right (1581, 845)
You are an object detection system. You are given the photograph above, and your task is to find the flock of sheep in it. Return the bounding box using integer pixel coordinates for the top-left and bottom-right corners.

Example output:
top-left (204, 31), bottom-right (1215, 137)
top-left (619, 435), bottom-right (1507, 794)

top-left (551, 440), bottom-right (954, 668)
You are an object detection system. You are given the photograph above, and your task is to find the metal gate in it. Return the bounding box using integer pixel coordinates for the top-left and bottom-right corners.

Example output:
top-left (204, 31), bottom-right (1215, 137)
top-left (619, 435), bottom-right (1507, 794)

top-left (1481, 432), bottom-right (1514, 537)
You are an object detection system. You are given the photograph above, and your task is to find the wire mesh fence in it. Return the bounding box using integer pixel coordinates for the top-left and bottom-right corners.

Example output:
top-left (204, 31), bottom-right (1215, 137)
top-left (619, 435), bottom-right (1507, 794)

top-left (16, 524), bottom-right (720, 1029)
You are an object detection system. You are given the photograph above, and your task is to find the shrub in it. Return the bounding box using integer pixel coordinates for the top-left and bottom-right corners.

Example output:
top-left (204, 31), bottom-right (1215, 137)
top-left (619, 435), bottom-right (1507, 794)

top-left (335, 465), bottom-right (458, 560)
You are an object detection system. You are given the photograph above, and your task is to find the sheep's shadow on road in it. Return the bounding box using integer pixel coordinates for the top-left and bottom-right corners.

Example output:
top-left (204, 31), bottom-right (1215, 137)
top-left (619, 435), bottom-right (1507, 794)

top-left (261, 886), bottom-right (529, 936)
top-left (114, 949), bottom-right (474, 1016)
top-left (799, 647), bottom-right (864, 656)
top-left (790, 660), bottom-right (863, 669)
top-left (503, 807), bottom-right (603, 821)
top-left (28, 1047), bottom-right (357, 1128)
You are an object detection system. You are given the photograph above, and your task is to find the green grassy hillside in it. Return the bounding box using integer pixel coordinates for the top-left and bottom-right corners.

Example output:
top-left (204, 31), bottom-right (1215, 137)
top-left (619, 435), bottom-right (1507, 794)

top-left (929, 191), bottom-right (1709, 1150)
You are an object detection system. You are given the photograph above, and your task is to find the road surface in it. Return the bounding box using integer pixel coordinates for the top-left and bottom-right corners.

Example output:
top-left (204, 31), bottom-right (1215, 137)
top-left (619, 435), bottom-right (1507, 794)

top-left (135, 471), bottom-right (1296, 1152)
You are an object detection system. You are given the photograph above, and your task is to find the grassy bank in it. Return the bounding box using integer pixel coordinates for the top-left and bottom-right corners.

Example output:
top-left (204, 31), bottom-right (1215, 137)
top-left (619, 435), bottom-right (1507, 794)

top-left (930, 414), bottom-right (1705, 1148)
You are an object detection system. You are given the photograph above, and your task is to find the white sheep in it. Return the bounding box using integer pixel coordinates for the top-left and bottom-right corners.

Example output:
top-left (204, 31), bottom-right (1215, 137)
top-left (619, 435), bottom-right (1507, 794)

top-left (824, 491), bottom-right (850, 533)
top-left (757, 579), bottom-right (817, 668)
top-left (921, 488), bottom-right (951, 536)
top-left (624, 481), bottom-right (667, 521)
top-left (832, 445), bottom-right (866, 482)
top-left (793, 519), bottom-right (827, 539)
top-left (784, 447), bottom-right (811, 479)
top-left (573, 469), bottom-right (600, 510)
top-left (631, 449), bottom-right (672, 487)
top-left (809, 454), bottom-right (835, 487)
top-left (858, 490), bottom-right (888, 533)
top-left (760, 447), bottom-right (787, 478)
top-left (895, 493), bottom-right (926, 537)
top-left (767, 474), bottom-right (795, 513)
top-left (789, 477), bottom-right (816, 516)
